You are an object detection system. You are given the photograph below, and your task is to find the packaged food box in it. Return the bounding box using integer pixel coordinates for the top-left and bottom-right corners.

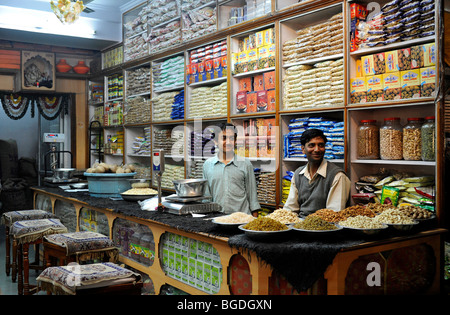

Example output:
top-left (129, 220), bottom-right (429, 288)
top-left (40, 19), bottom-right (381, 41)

top-left (247, 48), bottom-right (258, 71)
top-left (221, 55), bottom-right (227, 73)
top-left (400, 69), bottom-right (421, 99)
top-left (367, 75), bottom-right (384, 102)
top-left (410, 45), bottom-right (424, 69)
top-left (356, 59), bottom-right (363, 77)
top-left (256, 90), bottom-right (268, 112)
top-left (267, 44), bottom-right (276, 68)
top-left (256, 31), bottom-right (264, 47)
top-left (350, 77), bottom-right (367, 103)
top-left (385, 50), bottom-right (400, 73)
top-left (231, 52), bottom-right (239, 74)
top-left (236, 90), bottom-right (248, 113)
top-left (267, 89), bottom-right (276, 111)
top-left (191, 63), bottom-right (199, 83)
top-left (247, 34), bottom-right (256, 50)
top-left (236, 136), bottom-right (246, 156)
top-left (186, 63), bottom-right (193, 84)
top-left (197, 61), bottom-right (206, 82)
top-left (248, 136), bottom-right (257, 158)
top-left (263, 71), bottom-right (275, 90)
top-left (398, 48), bottom-right (411, 71)
top-left (350, 3), bottom-right (368, 19)
top-left (420, 66), bottom-right (436, 97)
top-left (424, 43), bottom-right (436, 67)
top-left (247, 91), bottom-right (257, 113)
top-left (373, 52), bottom-right (386, 74)
top-left (264, 28), bottom-right (275, 46)
top-left (383, 72), bottom-right (401, 101)
top-left (213, 57), bottom-right (223, 78)
top-left (361, 55), bottom-right (375, 76)
top-left (257, 136), bottom-right (268, 158)
top-left (238, 51), bottom-right (248, 73)
top-left (239, 77), bottom-right (252, 92)
top-left (258, 45), bottom-right (269, 69)
top-left (253, 74), bottom-right (264, 91)
top-left (205, 59), bottom-right (214, 80)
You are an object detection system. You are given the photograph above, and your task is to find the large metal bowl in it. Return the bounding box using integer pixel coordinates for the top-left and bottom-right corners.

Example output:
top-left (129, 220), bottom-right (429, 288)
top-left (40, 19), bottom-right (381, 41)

top-left (173, 179), bottom-right (208, 197)
top-left (53, 168), bottom-right (75, 180)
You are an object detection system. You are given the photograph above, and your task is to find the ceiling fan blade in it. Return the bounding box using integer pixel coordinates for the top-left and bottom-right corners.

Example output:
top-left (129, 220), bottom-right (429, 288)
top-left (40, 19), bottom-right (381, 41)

top-left (83, 7), bottom-right (95, 13)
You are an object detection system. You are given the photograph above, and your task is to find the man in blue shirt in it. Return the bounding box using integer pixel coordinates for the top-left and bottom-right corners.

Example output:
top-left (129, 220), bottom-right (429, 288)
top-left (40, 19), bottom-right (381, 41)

top-left (203, 122), bottom-right (260, 215)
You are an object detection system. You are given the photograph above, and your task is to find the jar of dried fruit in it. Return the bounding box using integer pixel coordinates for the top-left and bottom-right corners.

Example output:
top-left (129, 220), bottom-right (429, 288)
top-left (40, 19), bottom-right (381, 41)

top-left (380, 117), bottom-right (403, 160)
top-left (403, 117), bottom-right (423, 160)
top-left (357, 119), bottom-right (379, 159)
top-left (421, 116), bottom-right (435, 161)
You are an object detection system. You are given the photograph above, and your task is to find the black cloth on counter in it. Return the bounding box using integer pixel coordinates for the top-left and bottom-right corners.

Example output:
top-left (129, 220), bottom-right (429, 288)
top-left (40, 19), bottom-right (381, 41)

top-left (228, 233), bottom-right (365, 293)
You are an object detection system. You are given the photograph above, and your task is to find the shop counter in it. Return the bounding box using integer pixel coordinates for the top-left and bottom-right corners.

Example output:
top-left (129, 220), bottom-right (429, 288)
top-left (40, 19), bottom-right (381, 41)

top-left (31, 186), bottom-right (446, 295)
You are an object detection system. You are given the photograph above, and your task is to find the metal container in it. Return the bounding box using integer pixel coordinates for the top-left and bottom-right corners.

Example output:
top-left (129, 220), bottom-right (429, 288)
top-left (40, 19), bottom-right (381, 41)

top-left (53, 168), bottom-right (75, 180)
top-left (172, 179), bottom-right (207, 197)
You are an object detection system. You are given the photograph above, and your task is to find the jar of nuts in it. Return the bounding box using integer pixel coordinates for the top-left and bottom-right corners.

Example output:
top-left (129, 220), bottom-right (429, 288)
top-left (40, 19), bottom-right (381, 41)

top-left (357, 120), bottom-right (379, 159)
top-left (403, 117), bottom-right (423, 160)
top-left (421, 116), bottom-right (435, 161)
top-left (380, 117), bottom-right (403, 160)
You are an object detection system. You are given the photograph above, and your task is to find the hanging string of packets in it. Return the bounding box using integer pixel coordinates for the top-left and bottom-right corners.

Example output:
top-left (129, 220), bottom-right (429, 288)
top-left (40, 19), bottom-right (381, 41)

top-left (0, 93), bottom-right (69, 120)
top-left (283, 117), bottom-right (345, 159)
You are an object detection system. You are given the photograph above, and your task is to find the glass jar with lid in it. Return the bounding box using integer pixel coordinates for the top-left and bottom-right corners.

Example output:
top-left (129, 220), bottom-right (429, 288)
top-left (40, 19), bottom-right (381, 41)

top-left (403, 117), bottom-right (423, 160)
top-left (421, 116), bottom-right (435, 161)
top-left (357, 119), bottom-right (379, 159)
top-left (380, 117), bottom-right (403, 160)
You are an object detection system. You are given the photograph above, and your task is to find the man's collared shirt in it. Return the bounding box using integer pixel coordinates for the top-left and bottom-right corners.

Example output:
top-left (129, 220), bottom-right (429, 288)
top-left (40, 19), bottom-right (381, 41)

top-left (283, 159), bottom-right (351, 212)
top-left (203, 155), bottom-right (260, 214)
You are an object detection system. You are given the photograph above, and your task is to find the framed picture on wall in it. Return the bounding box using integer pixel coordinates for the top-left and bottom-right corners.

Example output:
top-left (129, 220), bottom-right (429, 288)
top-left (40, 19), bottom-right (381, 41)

top-left (21, 51), bottom-right (55, 91)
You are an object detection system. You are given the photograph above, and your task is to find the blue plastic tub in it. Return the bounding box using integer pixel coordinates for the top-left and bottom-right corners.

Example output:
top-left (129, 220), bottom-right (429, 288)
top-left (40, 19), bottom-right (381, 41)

top-left (84, 172), bottom-right (136, 198)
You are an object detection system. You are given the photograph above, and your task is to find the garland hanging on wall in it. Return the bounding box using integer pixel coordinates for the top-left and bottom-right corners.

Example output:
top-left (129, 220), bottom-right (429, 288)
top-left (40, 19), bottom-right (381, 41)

top-left (0, 92), bottom-right (70, 120)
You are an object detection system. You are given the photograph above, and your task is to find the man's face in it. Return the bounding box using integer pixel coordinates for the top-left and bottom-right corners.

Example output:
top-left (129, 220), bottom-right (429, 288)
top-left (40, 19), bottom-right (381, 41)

top-left (302, 136), bottom-right (326, 163)
top-left (218, 128), bottom-right (236, 156)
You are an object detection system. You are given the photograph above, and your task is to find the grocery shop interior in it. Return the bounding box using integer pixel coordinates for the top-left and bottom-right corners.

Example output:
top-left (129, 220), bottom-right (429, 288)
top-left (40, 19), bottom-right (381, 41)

top-left (0, 0), bottom-right (450, 296)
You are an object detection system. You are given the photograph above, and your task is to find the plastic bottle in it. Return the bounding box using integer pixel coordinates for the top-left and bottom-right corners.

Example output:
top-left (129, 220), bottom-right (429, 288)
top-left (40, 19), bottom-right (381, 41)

top-left (403, 117), bottom-right (423, 160)
top-left (421, 116), bottom-right (435, 161)
top-left (357, 119), bottom-right (379, 159)
top-left (380, 117), bottom-right (403, 160)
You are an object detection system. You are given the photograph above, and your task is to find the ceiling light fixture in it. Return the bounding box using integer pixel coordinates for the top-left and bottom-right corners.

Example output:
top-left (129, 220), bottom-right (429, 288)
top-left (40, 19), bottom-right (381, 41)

top-left (50, 0), bottom-right (85, 24)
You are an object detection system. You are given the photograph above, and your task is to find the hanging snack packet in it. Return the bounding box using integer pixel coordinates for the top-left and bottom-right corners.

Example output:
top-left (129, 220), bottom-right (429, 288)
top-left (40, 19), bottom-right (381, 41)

top-left (381, 185), bottom-right (400, 206)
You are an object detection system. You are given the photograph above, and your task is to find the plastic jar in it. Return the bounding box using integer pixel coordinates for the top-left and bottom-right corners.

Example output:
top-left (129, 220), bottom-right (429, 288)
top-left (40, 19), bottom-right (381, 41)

top-left (403, 117), bottom-right (423, 160)
top-left (380, 117), bottom-right (403, 160)
top-left (421, 116), bottom-right (435, 161)
top-left (357, 120), bottom-right (379, 159)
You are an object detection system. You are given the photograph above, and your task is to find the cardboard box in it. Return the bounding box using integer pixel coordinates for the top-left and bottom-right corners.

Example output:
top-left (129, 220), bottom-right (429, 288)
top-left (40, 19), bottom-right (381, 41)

top-left (247, 91), bottom-right (257, 113)
top-left (247, 48), bottom-right (258, 71)
top-left (420, 66), bottom-right (436, 97)
top-left (373, 52), bottom-right (386, 74)
top-left (398, 48), bottom-right (411, 71)
top-left (255, 31), bottom-right (264, 47)
top-left (264, 28), bottom-right (274, 46)
top-left (424, 43), bottom-right (436, 67)
top-left (239, 77), bottom-right (252, 92)
top-left (238, 51), bottom-right (248, 73)
top-left (186, 63), bottom-right (193, 84)
top-left (350, 77), bottom-right (367, 103)
top-left (221, 55), bottom-right (227, 73)
top-left (361, 55), bottom-right (375, 76)
top-left (350, 3), bottom-right (367, 19)
top-left (366, 75), bottom-right (384, 102)
top-left (191, 63), bottom-right (199, 83)
top-left (256, 90), bottom-right (268, 112)
top-left (411, 45), bottom-right (424, 69)
top-left (213, 57), bottom-right (223, 78)
top-left (263, 71), bottom-right (275, 90)
top-left (383, 72), bottom-right (401, 100)
top-left (204, 59), bottom-right (214, 80)
top-left (253, 74), bottom-right (264, 91)
top-left (400, 69), bottom-right (421, 99)
top-left (236, 91), bottom-right (248, 113)
top-left (268, 44), bottom-right (276, 68)
top-left (257, 45), bottom-right (269, 69)
top-left (267, 89), bottom-right (276, 111)
top-left (197, 61), bottom-right (206, 82)
top-left (385, 50), bottom-right (400, 73)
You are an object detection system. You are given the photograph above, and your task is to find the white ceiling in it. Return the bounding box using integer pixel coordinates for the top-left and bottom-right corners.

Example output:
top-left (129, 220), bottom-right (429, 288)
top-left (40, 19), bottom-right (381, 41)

top-left (0, 0), bottom-right (140, 51)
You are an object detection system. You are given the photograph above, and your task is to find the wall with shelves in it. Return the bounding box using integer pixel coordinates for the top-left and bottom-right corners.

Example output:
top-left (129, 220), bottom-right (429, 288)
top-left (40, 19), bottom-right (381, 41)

top-left (88, 0), bottom-right (443, 216)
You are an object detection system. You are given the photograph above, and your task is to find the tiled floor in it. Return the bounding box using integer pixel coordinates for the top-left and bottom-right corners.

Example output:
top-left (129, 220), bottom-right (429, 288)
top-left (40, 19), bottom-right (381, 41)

top-left (0, 224), bottom-right (40, 295)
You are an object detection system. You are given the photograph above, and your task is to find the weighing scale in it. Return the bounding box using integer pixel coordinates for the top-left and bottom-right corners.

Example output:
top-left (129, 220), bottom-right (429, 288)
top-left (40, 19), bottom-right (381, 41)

top-left (153, 149), bottom-right (222, 215)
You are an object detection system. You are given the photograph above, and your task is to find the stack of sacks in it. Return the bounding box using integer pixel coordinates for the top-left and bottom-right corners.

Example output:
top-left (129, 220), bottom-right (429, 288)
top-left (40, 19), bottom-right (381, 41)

top-left (124, 97), bottom-right (151, 124)
top-left (283, 58), bottom-right (344, 109)
top-left (189, 129), bottom-right (216, 158)
top-left (188, 160), bottom-right (206, 179)
top-left (281, 171), bottom-right (294, 204)
top-left (189, 82), bottom-right (227, 118)
top-left (152, 91), bottom-right (178, 121)
top-left (153, 129), bottom-right (173, 152)
top-left (255, 171), bottom-right (276, 204)
top-left (282, 12), bottom-right (343, 64)
top-left (153, 56), bottom-right (184, 91)
top-left (283, 117), bottom-right (344, 159)
top-left (154, 164), bottom-right (185, 189)
top-left (171, 90), bottom-right (184, 120)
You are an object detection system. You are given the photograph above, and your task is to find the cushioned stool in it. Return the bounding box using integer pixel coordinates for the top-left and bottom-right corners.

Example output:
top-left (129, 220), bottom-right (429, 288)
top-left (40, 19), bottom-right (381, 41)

top-left (43, 231), bottom-right (119, 266)
top-left (11, 218), bottom-right (67, 295)
top-left (1, 210), bottom-right (56, 281)
top-left (37, 262), bottom-right (142, 295)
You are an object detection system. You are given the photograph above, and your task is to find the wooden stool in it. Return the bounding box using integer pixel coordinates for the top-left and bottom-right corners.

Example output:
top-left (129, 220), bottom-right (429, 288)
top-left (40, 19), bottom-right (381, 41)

top-left (37, 262), bottom-right (142, 295)
top-left (1, 210), bottom-right (56, 282)
top-left (43, 231), bottom-right (119, 267)
top-left (10, 218), bottom-right (67, 295)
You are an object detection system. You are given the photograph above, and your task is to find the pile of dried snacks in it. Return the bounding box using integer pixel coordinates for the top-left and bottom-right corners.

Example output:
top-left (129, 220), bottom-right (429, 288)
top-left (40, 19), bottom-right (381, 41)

top-left (266, 209), bottom-right (301, 224)
top-left (294, 216), bottom-right (337, 231)
top-left (243, 217), bottom-right (288, 231)
top-left (214, 212), bottom-right (254, 224)
top-left (338, 216), bottom-right (385, 229)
